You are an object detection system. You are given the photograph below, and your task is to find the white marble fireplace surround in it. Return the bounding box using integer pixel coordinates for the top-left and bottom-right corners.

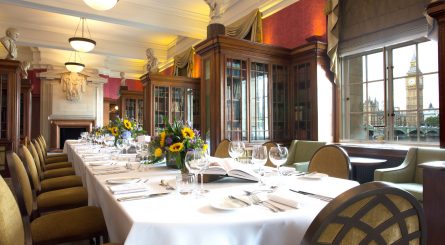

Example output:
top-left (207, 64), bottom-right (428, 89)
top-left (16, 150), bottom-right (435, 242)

top-left (39, 68), bottom-right (107, 148)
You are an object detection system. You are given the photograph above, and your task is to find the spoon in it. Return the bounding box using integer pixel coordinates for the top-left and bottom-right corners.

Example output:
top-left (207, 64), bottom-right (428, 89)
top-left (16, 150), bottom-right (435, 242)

top-left (160, 179), bottom-right (175, 190)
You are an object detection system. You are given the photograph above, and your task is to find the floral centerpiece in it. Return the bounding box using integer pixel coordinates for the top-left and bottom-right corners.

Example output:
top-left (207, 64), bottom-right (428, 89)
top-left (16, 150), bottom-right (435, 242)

top-left (147, 119), bottom-right (207, 173)
top-left (105, 117), bottom-right (145, 146)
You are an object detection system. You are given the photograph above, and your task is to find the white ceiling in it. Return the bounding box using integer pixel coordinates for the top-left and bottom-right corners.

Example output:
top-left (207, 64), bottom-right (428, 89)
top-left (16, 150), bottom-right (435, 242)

top-left (0, 0), bottom-right (297, 78)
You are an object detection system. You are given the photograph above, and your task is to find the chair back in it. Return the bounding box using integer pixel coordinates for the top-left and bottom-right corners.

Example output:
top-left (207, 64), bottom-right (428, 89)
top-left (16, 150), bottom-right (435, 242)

top-left (6, 152), bottom-right (34, 218)
top-left (18, 145), bottom-right (41, 192)
top-left (32, 139), bottom-right (47, 171)
top-left (286, 140), bottom-right (326, 165)
top-left (262, 141), bottom-right (278, 167)
top-left (0, 175), bottom-right (25, 245)
top-left (28, 142), bottom-right (44, 180)
top-left (214, 139), bottom-right (231, 158)
top-left (308, 145), bottom-right (351, 179)
top-left (302, 181), bottom-right (425, 245)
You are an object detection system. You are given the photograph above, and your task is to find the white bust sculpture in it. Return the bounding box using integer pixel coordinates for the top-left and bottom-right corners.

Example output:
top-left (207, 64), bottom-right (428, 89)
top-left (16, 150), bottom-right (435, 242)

top-left (204, 0), bottom-right (223, 23)
top-left (20, 61), bottom-right (31, 79)
top-left (61, 72), bottom-right (87, 101)
top-left (120, 71), bottom-right (126, 86)
top-left (146, 48), bottom-right (159, 74)
top-left (0, 27), bottom-right (19, 60)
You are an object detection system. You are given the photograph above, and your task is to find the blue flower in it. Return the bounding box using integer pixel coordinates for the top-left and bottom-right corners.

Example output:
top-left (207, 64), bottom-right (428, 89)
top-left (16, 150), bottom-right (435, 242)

top-left (121, 130), bottom-right (131, 139)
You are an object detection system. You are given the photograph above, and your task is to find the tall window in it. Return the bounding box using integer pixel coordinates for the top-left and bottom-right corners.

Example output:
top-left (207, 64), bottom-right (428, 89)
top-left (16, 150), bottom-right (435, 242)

top-left (342, 40), bottom-right (439, 145)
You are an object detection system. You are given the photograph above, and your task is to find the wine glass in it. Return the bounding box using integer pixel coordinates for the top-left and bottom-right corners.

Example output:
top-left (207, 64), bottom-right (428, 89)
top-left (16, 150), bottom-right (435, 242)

top-left (184, 150), bottom-right (208, 196)
top-left (269, 146), bottom-right (288, 175)
top-left (251, 145), bottom-right (268, 185)
top-left (228, 141), bottom-right (245, 162)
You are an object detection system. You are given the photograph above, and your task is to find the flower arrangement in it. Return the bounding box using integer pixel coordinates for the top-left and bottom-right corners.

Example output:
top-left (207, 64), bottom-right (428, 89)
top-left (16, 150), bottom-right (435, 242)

top-left (105, 117), bottom-right (145, 145)
top-left (147, 119), bottom-right (207, 171)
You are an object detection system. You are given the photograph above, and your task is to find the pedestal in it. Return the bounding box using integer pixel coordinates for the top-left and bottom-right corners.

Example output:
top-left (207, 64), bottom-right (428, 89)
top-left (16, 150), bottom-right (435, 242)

top-left (207, 23), bottom-right (225, 39)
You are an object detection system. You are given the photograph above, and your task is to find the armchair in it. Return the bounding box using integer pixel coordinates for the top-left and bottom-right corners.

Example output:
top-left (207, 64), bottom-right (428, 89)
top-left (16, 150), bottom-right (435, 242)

top-left (374, 147), bottom-right (445, 202)
top-left (285, 140), bottom-right (326, 171)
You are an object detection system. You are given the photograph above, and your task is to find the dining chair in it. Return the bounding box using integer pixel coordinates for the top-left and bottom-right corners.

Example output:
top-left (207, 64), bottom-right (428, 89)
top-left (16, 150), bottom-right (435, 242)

top-left (308, 145), bottom-right (351, 179)
top-left (285, 140), bottom-right (326, 171)
top-left (5, 152), bottom-right (110, 245)
top-left (31, 140), bottom-right (76, 179)
top-left (37, 135), bottom-right (69, 163)
top-left (214, 139), bottom-right (231, 158)
top-left (12, 148), bottom-right (88, 214)
top-left (34, 138), bottom-right (72, 168)
top-left (301, 181), bottom-right (425, 245)
top-left (262, 141), bottom-right (278, 167)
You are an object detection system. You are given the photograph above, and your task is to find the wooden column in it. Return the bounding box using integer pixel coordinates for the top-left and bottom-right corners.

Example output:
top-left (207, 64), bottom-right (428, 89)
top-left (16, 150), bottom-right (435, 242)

top-left (427, 2), bottom-right (445, 148)
top-left (21, 78), bottom-right (32, 144)
top-left (419, 161), bottom-right (445, 245)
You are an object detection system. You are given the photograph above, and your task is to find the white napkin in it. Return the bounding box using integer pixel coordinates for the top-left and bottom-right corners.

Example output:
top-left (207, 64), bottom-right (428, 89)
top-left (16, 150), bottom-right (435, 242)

top-left (267, 190), bottom-right (313, 208)
top-left (83, 155), bottom-right (107, 161)
top-left (108, 183), bottom-right (149, 195)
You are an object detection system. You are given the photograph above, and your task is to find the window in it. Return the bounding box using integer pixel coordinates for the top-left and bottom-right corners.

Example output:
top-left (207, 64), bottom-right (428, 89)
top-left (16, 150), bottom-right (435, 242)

top-left (342, 40), bottom-right (439, 145)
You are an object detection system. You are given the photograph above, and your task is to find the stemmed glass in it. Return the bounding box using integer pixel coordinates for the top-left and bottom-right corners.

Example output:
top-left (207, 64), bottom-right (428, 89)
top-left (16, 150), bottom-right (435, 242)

top-left (185, 150), bottom-right (209, 197)
top-left (251, 145), bottom-right (268, 185)
top-left (228, 141), bottom-right (245, 162)
top-left (269, 146), bottom-right (288, 175)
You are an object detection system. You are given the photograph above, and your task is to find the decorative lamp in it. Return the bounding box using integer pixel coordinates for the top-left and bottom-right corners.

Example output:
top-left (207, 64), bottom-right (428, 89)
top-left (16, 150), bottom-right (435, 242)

top-left (83, 0), bottom-right (119, 11)
top-left (65, 51), bottom-right (85, 73)
top-left (69, 17), bottom-right (96, 52)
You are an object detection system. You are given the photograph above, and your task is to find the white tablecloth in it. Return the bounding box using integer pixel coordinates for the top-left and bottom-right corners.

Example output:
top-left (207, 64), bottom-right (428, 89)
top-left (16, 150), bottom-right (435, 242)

top-left (64, 140), bottom-right (359, 245)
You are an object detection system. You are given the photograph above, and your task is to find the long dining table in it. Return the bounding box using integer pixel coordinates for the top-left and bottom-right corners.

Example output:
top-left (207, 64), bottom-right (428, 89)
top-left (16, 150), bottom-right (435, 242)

top-left (64, 140), bottom-right (359, 245)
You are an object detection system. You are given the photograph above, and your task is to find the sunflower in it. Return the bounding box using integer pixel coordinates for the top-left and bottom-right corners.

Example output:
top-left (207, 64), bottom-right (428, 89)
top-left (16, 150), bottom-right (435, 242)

top-left (160, 131), bottom-right (166, 147)
top-left (203, 143), bottom-right (208, 152)
top-left (123, 119), bottom-right (133, 130)
top-left (154, 148), bottom-right (163, 158)
top-left (110, 127), bottom-right (119, 136)
top-left (169, 142), bottom-right (184, 152)
top-left (182, 127), bottom-right (195, 139)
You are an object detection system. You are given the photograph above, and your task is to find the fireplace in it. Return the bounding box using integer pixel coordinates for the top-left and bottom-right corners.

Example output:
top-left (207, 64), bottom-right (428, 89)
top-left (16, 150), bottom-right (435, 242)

top-left (50, 119), bottom-right (94, 149)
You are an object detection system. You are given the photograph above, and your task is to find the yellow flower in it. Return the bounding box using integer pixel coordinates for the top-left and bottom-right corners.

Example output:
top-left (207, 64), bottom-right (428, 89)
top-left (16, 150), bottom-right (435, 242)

top-left (169, 142), bottom-right (184, 152)
top-left (154, 148), bottom-right (163, 158)
top-left (160, 131), bottom-right (166, 147)
top-left (203, 144), bottom-right (208, 152)
top-left (182, 127), bottom-right (195, 139)
top-left (123, 119), bottom-right (133, 130)
top-left (110, 127), bottom-right (119, 136)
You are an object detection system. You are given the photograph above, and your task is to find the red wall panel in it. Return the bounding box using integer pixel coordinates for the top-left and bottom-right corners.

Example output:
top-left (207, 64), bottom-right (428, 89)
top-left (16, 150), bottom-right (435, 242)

top-left (102, 75), bottom-right (143, 100)
top-left (262, 0), bottom-right (327, 49)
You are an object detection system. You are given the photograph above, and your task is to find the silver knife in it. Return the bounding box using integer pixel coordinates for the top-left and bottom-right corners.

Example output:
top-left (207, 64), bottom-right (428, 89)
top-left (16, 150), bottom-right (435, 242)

top-left (289, 189), bottom-right (333, 202)
top-left (117, 192), bottom-right (171, 202)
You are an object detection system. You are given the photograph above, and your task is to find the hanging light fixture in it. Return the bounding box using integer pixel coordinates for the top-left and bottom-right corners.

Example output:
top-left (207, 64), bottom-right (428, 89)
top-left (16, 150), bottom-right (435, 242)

top-left (69, 17), bottom-right (96, 52)
top-left (83, 0), bottom-right (119, 11)
top-left (65, 51), bottom-right (85, 73)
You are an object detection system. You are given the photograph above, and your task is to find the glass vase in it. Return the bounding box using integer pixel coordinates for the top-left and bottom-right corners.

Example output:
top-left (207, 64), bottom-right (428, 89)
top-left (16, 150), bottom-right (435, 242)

top-left (166, 151), bottom-right (187, 173)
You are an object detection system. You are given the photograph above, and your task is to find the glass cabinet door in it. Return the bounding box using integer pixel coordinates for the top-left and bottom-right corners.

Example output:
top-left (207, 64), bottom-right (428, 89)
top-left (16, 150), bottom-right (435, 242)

top-left (137, 99), bottom-right (143, 125)
top-left (171, 87), bottom-right (185, 122)
top-left (294, 62), bottom-right (312, 139)
top-left (154, 86), bottom-right (169, 134)
top-left (0, 74), bottom-right (7, 139)
top-left (186, 88), bottom-right (200, 128)
top-left (225, 58), bottom-right (247, 141)
top-left (272, 64), bottom-right (288, 139)
top-left (250, 62), bottom-right (269, 141)
top-left (125, 98), bottom-right (136, 120)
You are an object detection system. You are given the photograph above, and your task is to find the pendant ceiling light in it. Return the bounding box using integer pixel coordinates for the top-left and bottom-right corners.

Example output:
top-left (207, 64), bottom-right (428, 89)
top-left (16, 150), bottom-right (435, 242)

top-left (83, 0), bottom-right (119, 11)
top-left (69, 17), bottom-right (96, 52)
top-left (65, 51), bottom-right (85, 73)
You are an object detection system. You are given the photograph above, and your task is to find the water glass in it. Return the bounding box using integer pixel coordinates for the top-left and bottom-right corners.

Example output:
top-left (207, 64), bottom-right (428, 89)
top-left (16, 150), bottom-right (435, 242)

top-left (269, 146), bottom-right (288, 175)
top-left (228, 141), bottom-right (245, 162)
top-left (251, 145), bottom-right (268, 185)
top-left (175, 173), bottom-right (195, 195)
top-left (184, 150), bottom-right (209, 196)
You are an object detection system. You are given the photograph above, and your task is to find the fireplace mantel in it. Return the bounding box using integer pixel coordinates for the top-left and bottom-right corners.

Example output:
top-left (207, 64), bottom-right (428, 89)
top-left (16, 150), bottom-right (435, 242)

top-left (50, 119), bottom-right (95, 149)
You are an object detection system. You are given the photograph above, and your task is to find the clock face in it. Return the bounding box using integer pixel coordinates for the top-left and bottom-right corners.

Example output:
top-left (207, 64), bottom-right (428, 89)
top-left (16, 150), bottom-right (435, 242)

top-left (408, 79), bottom-right (415, 86)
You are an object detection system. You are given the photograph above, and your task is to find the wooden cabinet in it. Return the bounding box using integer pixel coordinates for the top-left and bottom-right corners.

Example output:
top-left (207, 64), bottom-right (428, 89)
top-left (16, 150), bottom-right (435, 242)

top-left (118, 86), bottom-right (143, 125)
top-left (195, 35), bottom-right (333, 154)
top-left (0, 59), bottom-right (21, 176)
top-left (141, 74), bottom-right (200, 136)
top-left (20, 78), bottom-right (32, 143)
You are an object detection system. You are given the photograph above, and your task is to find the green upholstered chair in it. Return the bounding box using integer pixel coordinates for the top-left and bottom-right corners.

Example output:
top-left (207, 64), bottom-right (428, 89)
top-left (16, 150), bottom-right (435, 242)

top-left (37, 135), bottom-right (69, 163)
top-left (285, 140), bottom-right (326, 171)
top-left (374, 147), bottom-right (445, 202)
top-left (0, 172), bottom-right (111, 245)
top-left (214, 139), bottom-right (231, 158)
top-left (33, 139), bottom-right (72, 170)
top-left (301, 181), bottom-right (425, 245)
top-left (262, 141), bottom-right (278, 167)
top-left (308, 145), bottom-right (351, 179)
top-left (31, 140), bottom-right (75, 179)
top-left (11, 149), bottom-right (88, 214)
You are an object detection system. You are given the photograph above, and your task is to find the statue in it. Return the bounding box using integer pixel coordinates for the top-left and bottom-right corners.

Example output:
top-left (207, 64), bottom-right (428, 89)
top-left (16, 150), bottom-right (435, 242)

top-left (120, 72), bottom-right (126, 86)
top-left (0, 27), bottom-right (19, 60)
top-left (61, 72), bottom-right (87, 101)
top-left (145, 48), bottom-right (159, 74)
top-left (204, 0), bottom-right (223, 23)
top-left (20, 61), bottom-right (31, 79)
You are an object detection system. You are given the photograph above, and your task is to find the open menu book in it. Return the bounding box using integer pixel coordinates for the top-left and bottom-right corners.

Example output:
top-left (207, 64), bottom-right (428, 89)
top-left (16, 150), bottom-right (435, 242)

top-left (203, 157), bottom-right (260, 182)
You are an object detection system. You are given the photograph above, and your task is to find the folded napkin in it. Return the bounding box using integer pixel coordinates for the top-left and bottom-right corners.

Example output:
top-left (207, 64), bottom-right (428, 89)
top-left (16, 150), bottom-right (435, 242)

top-left (88, 161), bottom-right (114, 166)
top-left (267, 190), bottom-right (313, 208)
top-left (83, 155), bottom-right (107, 161)
top-left (108, 183), bottom-right (149, 195)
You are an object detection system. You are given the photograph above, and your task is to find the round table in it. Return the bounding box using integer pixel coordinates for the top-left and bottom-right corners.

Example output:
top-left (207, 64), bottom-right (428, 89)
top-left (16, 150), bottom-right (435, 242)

top-left (349, 157), bottom-right (387, 183)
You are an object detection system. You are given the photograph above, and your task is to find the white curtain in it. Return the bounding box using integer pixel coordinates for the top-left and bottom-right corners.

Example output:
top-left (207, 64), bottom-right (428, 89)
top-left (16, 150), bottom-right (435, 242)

top-left (326, 0), bottom-right (339, 83)
top-left (226, 9), bottom-right (263, 42)
top-left (173, 48), bottom-right (194, 77)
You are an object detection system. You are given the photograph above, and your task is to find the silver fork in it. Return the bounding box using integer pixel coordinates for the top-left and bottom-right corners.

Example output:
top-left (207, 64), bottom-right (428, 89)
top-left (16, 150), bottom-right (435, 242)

top-left (250, 195), bottom-right (280, 212)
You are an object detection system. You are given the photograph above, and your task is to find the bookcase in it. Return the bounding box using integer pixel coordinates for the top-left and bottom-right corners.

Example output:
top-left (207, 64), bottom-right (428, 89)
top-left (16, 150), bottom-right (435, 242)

top-left (141, 74), bottom-right (200, 136)
top-left (118, 86), bottom-right (143, 125)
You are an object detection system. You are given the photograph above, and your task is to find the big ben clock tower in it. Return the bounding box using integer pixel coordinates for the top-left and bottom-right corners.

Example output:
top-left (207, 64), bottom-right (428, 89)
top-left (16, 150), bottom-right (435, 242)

top-left (405, 55), bottom-right (424, 126)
